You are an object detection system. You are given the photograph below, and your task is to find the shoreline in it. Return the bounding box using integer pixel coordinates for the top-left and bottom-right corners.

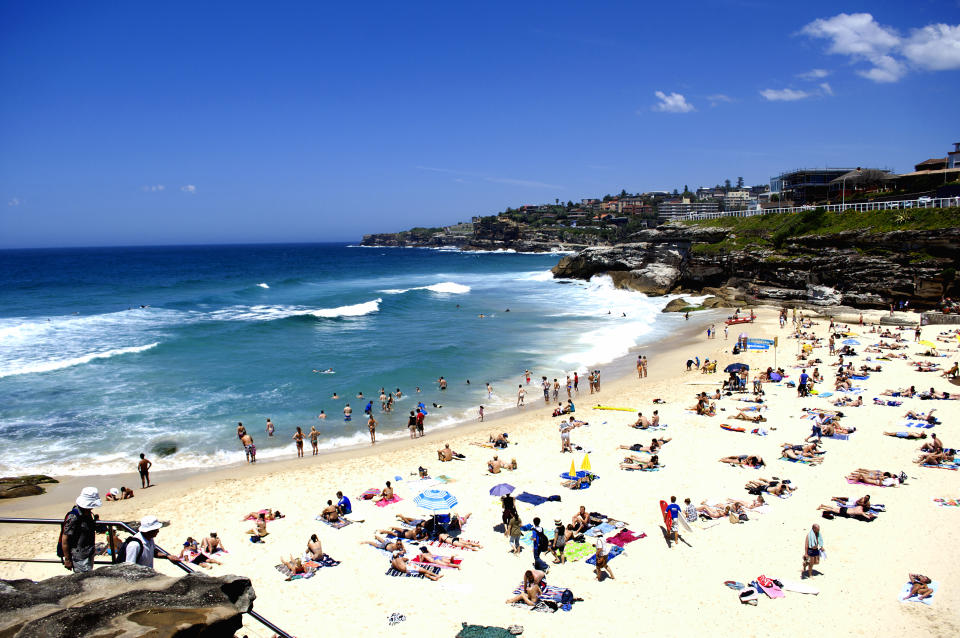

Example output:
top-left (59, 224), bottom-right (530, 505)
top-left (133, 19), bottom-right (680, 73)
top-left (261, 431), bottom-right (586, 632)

top-left (0, 307), bottom-right (722, 515)
top-left (3, 305), bottom-right (957, 638)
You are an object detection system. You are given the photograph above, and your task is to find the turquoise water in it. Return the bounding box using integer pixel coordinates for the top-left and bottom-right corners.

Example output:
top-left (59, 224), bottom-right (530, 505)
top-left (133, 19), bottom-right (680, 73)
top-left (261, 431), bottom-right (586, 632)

top-left (0, 243), bottom-right (686, 475)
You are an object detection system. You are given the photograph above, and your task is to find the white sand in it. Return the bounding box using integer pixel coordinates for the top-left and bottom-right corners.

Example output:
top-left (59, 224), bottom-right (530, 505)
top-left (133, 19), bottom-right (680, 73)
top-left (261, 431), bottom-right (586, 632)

top-left (1, 307), bottom-right (958, 638)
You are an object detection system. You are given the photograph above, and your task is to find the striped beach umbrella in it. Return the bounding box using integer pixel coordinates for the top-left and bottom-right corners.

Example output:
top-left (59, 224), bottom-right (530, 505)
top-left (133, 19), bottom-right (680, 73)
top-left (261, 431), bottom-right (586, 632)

top-left (413, 488), bottom-right (458, 512)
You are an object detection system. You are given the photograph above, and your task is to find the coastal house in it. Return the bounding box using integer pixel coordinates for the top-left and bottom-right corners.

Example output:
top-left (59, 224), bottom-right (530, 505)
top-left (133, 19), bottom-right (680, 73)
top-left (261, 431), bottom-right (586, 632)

top-left (722, 190), bottom-right (751, 210)
top-left (770, 168), bottom-right (856, 205)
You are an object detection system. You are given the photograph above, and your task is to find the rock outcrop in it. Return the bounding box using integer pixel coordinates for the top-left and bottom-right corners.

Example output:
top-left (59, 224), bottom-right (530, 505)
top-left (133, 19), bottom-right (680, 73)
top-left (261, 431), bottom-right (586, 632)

top-left (552, 225), bottom-right (960, 309)
top-left (0, 563), bottom-right (255, 637)
top-left (0, 476), bottom-right (58, 500)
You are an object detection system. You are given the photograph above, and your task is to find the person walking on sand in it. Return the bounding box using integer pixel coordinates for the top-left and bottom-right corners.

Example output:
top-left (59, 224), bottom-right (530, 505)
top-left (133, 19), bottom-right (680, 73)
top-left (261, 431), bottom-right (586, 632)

top-left (59, 487), bottom-right (101, 572)
top-left (666, 496), bottom-right (682, 548)
top-left (803, 523), bottom-right (824, 579)
top-left (368, 414), bottom-right (377, 444)
top-left (641, 356), bottom-right (647, 378)
top-left (517, 384), bottom-right (526, 407)
top-left (138, 453), bottom-right (152, 488)
top-left (478, 405), bottom-right (484, 422)
top-left (573, 371), bottom-right (579, 393)
top-left (293, 427), bottom-right (304, 458)
top-left (637, 355), bottom-right (643, 378)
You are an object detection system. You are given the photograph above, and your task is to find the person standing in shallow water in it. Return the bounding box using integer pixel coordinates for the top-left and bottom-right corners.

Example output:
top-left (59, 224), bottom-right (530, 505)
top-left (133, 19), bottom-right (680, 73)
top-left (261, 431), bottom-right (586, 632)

top-left (265, 418), bottom-right (275, 437)
top-left (293, 427), bottom-right (304, 458)
top-left (368, 413), bottom-right (377, 444)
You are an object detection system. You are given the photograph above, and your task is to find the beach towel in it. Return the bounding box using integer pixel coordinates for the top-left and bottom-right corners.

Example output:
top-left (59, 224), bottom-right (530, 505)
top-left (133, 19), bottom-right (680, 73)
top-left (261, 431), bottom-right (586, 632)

top-left (898, 581), bottom-right (939, 605)
top-left (933, 498), bottom-right (960, 507)
top-left (817, 392), bottom-right (834, 398)
top-left (511, 600), bottom-right (558, 613)
top-left (780, 457), bottom-right (816, 464)
top-left (512, 583), bottom-right (568, 603)
top-left (605, 529), bottom-right (645, 547)
top-left (375, 495), bottom-right (402, 507)
top-left (920, 462), bottom-right (960, 471)
top-left (359, 488), bottom-right (380, 500)
top-left (561, 541), bottom-right (595, 562)
top-left (584, 522), bottom-right (616, 537)
top-left (435, 475), bottom-right (454, 483)
top-left (243, 509), bottom-right (271, 521)
top-left (827, 433), bottom-right (851, 440)
top-left (455, 624), bottom-right (514, 638)
top-left (520, 528), bottom-right (555, 547)
top-left (412, 554), bottom-right (462, 569)
top-left (846, 479), bottom-right (896, 488)
top-left (905, 421), bottom-right (935, 429)
top-left (386, 565), bottom-right (441, 579)
top-left (622, 464), bottom-right (663, 472)
top-left (756, 575), bottom-right (784, 599)
top-left (516, 492), bottom-right (550, 506)
top-left (309, 554), bottom-right (340, 568)
top-left (316, 516), bottom-right (353, 528)
top-left (586, 545), bottom-right (623, 565)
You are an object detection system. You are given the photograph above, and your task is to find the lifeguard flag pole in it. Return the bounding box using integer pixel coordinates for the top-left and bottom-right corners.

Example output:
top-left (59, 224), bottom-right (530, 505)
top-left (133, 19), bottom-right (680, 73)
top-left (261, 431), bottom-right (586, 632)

top-left (581, 454), bottom-right (592, 472)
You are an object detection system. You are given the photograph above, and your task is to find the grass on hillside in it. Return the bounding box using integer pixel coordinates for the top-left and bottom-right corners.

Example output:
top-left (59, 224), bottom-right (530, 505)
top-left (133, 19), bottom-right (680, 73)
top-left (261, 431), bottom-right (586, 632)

top-left (685, 207), bottom-right (960, 236)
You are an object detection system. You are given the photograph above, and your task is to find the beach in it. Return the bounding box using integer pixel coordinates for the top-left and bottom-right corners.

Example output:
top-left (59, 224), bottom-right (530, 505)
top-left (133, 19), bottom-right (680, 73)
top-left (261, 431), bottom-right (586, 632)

top-left (1, 307), bottom-right (958, 638)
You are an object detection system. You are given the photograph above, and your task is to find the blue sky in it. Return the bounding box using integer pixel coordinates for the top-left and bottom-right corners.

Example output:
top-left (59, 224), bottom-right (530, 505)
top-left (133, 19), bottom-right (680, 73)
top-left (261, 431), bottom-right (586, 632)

top-left (1, 1), bottom-right (958, 247)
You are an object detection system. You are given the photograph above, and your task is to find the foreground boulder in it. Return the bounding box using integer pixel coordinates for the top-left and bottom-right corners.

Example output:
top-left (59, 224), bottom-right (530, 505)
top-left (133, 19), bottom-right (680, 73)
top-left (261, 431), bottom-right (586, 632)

top-left (0, 563), bottom-right (255, 637)
top-left (0, 476), bottom-right (58, 500)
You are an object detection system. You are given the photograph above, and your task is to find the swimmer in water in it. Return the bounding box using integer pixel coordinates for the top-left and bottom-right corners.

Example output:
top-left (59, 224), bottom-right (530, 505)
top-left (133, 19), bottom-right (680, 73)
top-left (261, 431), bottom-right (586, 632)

top-left (416, 387), bottom-right (421, 393)
top-left (432, 403), bottom-right (443, 409)
top-left (332, 392), bottom-right (340, 399)
top-left (479, 314), bottom-right (485, 318)
top-left (318, 411), bottom-right (326, 420)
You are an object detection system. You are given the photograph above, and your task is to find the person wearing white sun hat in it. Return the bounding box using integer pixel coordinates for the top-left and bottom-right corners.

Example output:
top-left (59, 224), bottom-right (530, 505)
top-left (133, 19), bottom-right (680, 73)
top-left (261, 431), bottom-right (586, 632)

top-left (123, 515), bottom-right (174, 568)
top-left (59, 486), bottom-right (101, 572)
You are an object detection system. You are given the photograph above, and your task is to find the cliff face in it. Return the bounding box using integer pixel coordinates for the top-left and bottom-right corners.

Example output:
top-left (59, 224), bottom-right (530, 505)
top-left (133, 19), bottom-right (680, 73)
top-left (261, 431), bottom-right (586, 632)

top-left (552, 225), bottom-right (960, 309)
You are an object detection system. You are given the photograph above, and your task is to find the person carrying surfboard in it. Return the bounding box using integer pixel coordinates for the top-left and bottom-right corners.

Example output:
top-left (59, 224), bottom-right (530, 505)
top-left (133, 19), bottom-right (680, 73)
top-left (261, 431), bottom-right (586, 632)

top-left (665, 496), bottom-right (682, 548)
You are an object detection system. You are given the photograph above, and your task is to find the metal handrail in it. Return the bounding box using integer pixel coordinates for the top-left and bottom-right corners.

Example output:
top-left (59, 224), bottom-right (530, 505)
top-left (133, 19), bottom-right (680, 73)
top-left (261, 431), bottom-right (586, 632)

top-left (0, 516), bottom-right (292, 638)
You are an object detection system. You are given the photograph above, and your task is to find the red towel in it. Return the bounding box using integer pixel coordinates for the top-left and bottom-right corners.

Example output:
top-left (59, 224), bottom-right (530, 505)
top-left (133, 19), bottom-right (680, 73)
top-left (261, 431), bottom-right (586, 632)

top-left (605, 529), bottom-right (645, 547)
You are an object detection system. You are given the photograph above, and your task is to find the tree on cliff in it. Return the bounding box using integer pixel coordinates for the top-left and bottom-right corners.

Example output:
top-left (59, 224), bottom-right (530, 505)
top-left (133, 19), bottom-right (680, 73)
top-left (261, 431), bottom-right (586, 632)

top-left (737, 176), bottom-right (744, 188)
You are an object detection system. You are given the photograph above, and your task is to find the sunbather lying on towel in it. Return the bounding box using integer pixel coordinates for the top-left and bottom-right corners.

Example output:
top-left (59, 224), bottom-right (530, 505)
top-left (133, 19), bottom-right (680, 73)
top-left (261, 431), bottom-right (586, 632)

top-left (620, 454), bottom-right (659, 470)
top-left (619, 437), bottom-right (671, 453)
top-left (915, 451), bottom-right (955, 466)
top-left (563, 473), bottom-right (595, 487)
top-left (881, 386), bottom-right (916, 397)
top-left (719, 455), bottom-right (765, 468)
top-left (816, 502), bottom-right (877, 520)
top-left (908, 574), bottom-right (934, 599)
top-left (392, 551), bottom-right (442, 580)
top-left (415, 546), bottom-right (462, 569)
top-left (833, 395), bottom-right (863, 407)
top-left (435, 533), bottom-right (482, 550)
top-left (884, 431), bottom-right (928, 440)
top-left (280, 555), bottom-right (315, 580)
top-left (243, 509), bottom-right (283, 521)
top-left (378, 523), bottom-right (427, 540)
top-left (745, 478), bottom-right (796, 496)
top-left (846, 469), bottom-right (903, 486)
top-left (697, 503), bottom-right (731, 519)
top-left (726, 494), bottom-right (765, 509)
top-left (733, 411), bottom-right (767, 422)
top-left (362, 536), bottom-right (405, 552)
top-left (906, 409), bottom-right (940, 424)
top-left (822, 423), bottom-right (856, 437)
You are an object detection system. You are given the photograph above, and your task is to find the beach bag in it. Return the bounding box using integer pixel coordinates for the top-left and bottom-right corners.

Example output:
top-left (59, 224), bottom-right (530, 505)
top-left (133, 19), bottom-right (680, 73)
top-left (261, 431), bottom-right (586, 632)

top-left (560, 589), bottom-right (574, 605)
top-left (118, 536), bottom-right (143, 562)
top-left (536, 530), bottom-right (549, 553)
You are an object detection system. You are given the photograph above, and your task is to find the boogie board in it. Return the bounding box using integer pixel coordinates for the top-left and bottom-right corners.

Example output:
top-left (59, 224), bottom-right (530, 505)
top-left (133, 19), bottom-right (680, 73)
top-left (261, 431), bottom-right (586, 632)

top-left (593, 406), bottom-right (635, 412)
top-left (721, 424), bottom-right (745, 432)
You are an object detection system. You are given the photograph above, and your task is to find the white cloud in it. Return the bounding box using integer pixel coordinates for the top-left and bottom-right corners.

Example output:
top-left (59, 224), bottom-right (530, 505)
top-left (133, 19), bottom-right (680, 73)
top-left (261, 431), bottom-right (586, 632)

top-left (141, 184), bottom-right (165, 192)
top-left (797, 68), bottom-right (830, 80)
top-left (902, 23), bottom-right (960, 70)
top-left (760, 88), bottom-right (811, 101)
top-left (819, 82), bottom-right (834, 95)
top-left (707, 93), bottom-right (734, 106)
top-left (181, 185), bottom-right (196, 194)
top-left (8, 197), bottom-right (20, 206)
top-left (801, 13), bottom-right (960, 82)
top-left (652, 91), bottom-right (695, 113)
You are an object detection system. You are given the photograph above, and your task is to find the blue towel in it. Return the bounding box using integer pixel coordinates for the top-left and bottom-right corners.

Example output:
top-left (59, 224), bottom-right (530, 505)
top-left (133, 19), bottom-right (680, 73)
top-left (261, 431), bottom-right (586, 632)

top-left (517, 492), bottom-right (548, 506)
top-left (585, 522), bottom-right (616, 536)
top-left (586, 545), bottom-right (624, 565)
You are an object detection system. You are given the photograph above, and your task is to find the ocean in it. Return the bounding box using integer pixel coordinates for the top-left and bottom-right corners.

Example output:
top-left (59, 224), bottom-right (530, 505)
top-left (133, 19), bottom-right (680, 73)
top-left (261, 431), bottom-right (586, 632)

top-left (0, 243), bottom-right (691, 476)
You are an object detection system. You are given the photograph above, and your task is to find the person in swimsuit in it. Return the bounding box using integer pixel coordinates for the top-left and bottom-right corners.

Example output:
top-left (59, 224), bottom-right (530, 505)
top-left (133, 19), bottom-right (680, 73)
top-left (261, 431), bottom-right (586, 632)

top-left (200, 531), bottom-right (224, 554)
top-left (279, 555), bottom-right (314, 580)
top-left (719, 455), bottom-right (764, 468)
top-left (362, 535), bottom-right (404, 552)
top-left (265, 418), bottom-right (275, 437)
top-left (306, 534), bottom-right (324, 560)
top-left (309, 426), bottom-right (320, 455)
top-left (391, 551), bottom-right (443, 580)
top-left (293, 427), bottom-right (304, 458)
top-left (416, 546), bottom-right (462, 569)
top-left (505, 570), bottom-right (542, 606)
top-left (138, 453), bottom-right (152, 488)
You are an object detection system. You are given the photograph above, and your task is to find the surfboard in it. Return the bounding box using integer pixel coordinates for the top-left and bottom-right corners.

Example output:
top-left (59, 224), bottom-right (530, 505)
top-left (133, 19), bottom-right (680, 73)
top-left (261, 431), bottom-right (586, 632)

top-left (593, 406), bottom-right (635, 412)
top-left (779, 580), bottom-right (819, 595)
top-left (678, 512), bottom-right (692, 533)
top-left (659, 500), bottom-right (671, 531)
top-left (720, 424), bottom-right (745, 432)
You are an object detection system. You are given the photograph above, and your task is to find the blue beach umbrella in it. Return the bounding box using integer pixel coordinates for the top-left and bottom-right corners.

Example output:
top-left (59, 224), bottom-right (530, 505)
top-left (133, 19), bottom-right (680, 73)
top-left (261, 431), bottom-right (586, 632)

top-left (725, 363), bottom-right (749, 373)
top-left (489, 483), bottom-right (515, 497)
top-left (842, 339), bottom-right (860, 345)
top-left (414, 488), bottom-right (458, 512)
